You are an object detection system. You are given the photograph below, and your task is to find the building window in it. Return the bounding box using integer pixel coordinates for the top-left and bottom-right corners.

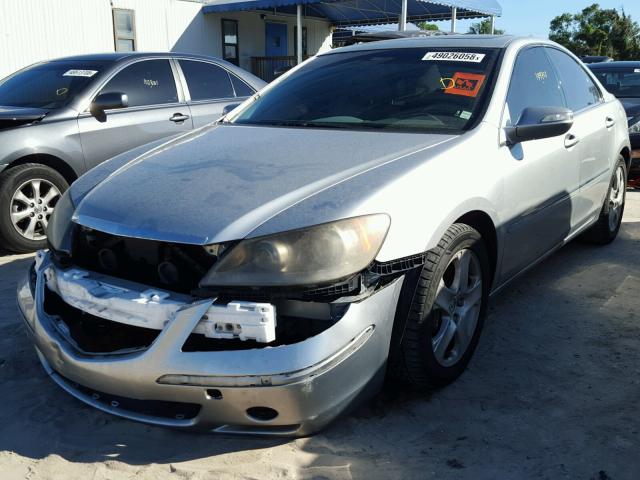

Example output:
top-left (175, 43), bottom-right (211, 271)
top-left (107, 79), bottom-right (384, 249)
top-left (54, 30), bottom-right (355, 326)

top-left (113, 9), bottom-right (136, 52)
top-left (222, 19), bottom-right (239, 66)
top-left (293, 26), bottom-right (308, 58)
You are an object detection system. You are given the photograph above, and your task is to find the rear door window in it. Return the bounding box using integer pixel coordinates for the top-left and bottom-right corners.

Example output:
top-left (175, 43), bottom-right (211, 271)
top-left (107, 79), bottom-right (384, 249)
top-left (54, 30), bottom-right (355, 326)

top-left (100, 59), bottom-right (178, 107)
top-left (545, 48), bottom-right (602, 112)
top-left (179, 60), bottom-right (235, 101)
top-left (230, 74), bottom-right (255, 97)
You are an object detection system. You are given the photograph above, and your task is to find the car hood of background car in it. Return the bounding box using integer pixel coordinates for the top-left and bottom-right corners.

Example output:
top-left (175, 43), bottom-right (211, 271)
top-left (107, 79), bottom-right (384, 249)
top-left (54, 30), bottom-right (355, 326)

top-left (72, 123), bottom-right (456, 245)
top-left (620, 98), bottom-right (640, 119)
top-left (0, 105), bottom-right (48, 129)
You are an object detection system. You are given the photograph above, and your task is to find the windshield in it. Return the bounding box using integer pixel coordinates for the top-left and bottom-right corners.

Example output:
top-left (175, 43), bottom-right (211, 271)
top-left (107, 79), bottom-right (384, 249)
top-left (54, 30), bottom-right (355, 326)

top-left (0, 61), bottom-right (107, 109)
top-left (590, 68), bottom-right (640, 98)
top-left (232, 48), bottom-right (499, 133)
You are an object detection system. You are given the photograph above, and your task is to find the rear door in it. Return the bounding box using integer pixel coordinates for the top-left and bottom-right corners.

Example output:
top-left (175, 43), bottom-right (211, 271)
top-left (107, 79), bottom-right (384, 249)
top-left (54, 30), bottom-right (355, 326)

top-left (177, 59), bottom-right (256, 128)
top-left (544, 47), bottom-right (611, 222)
top-left (78, 59), bottom-right (193, 170)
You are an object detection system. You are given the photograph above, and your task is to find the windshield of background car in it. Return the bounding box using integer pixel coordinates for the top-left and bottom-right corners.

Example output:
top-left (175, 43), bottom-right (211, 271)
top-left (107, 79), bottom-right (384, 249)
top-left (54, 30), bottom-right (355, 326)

top-left (0, 61), bottom-right (107, 109)
top-left (232, 47), bottom-right (500, 133)
top-left (590, 67), bottom-right (640, 98)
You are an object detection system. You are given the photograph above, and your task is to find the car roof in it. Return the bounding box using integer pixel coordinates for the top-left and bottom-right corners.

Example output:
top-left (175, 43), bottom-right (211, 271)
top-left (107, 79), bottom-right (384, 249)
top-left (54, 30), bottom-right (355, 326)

top-left (322, 34), bottom-right (534, 55)
top-left (46, 52), bottom-right (227, 63)
top-left (588, 61), bottom-right (640, 69)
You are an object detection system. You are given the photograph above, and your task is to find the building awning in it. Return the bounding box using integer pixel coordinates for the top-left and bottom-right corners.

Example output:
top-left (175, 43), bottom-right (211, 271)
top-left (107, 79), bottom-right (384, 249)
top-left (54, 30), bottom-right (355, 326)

top-left (202, 0), bottom-right (501, 27)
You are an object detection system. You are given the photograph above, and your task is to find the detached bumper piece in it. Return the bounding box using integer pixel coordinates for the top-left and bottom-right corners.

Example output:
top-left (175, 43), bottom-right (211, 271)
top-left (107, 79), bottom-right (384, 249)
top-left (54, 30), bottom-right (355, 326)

top-left (17, 251), bottom-right (404, 435)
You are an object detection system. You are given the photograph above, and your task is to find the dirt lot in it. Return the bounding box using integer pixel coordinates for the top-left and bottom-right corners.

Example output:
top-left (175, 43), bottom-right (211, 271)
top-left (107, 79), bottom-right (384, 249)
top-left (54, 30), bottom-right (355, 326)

top-left (0, 191), bottom-right (639, 480)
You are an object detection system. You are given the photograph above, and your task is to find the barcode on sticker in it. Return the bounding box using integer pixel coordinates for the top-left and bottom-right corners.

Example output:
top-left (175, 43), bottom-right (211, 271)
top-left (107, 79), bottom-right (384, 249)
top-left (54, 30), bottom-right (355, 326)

top-left (63, 69), bottom-right (98, 77)
top-left (422, 52), bottom-right (486, 63)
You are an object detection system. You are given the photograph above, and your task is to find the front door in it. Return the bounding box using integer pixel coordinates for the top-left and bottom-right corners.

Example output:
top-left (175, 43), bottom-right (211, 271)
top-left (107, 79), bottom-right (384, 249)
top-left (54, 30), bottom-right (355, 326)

top-left (265, 23), bottom-right (288, 57)
top-left (78, 59), bottom-right (193, 170)
top-left (498, 46), bottom-right (581, 283)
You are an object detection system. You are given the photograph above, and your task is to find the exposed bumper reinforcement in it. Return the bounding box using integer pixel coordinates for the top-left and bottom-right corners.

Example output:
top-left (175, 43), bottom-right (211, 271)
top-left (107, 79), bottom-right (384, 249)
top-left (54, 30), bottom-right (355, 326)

top-left (18, 251), bottom-right (404, 435)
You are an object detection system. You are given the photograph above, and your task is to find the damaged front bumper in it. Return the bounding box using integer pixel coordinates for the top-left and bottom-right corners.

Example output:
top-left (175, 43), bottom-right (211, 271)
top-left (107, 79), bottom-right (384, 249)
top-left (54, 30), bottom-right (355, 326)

top-left (17, 251), bottom-right (403, 436)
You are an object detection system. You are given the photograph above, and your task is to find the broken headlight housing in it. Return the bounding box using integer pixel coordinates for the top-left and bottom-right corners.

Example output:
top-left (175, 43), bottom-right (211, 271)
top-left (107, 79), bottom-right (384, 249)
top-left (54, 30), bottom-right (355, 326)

top-left (46, 190), bottom-right (76, 252)
top-left (629, 117), bottom-right (640, 135)
top-left (201, 214), bottom-right (390, 287)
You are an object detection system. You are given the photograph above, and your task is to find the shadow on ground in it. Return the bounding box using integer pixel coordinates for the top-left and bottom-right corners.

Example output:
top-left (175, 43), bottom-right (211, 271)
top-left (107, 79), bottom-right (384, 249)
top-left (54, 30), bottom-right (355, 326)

top-left (0, 212), bottom-right (639, 479)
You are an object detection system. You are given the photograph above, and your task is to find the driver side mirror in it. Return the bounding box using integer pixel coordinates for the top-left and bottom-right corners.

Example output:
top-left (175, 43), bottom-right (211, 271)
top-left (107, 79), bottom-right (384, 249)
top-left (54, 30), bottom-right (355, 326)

top-left (90, 92), bottom-right (128, 116)
top-left (505, 106), bottom-right (574, 145)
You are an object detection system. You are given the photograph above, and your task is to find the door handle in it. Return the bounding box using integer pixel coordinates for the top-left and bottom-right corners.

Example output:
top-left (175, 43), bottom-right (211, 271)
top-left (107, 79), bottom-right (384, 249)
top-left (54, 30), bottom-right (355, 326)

top-left (605, 116), bottom-right (616, 128)
top-left (564, 134), bottom-right (580, 149)
top-left (170, 113), bottom-right (190, 123)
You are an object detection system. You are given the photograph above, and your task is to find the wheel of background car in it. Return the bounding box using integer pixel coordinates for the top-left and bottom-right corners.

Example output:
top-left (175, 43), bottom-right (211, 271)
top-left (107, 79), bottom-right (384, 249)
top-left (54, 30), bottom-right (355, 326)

top-left (0, 163), bottom-right (69, 253)
top-left (390, 223), bottom-right (490, 389)
top-left (581, 156), bottom-right (626, 245)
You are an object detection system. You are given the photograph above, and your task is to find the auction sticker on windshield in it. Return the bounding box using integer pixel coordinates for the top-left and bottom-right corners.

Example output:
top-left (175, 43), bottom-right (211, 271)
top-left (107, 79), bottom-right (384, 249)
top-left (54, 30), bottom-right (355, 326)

top-left (63, 69), bottom-right (98, 77)
top-left (422, 52), bottom-right (486, 63)
top-left (445, 72), bottom-right (486, 97)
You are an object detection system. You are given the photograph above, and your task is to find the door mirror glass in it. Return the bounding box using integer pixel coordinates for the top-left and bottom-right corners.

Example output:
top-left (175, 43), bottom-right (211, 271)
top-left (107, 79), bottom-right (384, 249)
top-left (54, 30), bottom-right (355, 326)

top-left (91, 92), bottom-right (128, 114)
top-left (505, 106), bottom-right (574, 144)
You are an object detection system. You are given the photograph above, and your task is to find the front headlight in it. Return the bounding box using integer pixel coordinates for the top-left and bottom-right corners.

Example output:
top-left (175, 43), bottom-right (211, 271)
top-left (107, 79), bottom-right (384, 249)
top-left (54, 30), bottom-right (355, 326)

top-left (629, 117), bottom-right (640, 134)
top-left (201, 214), bottom-right (390, 287)
top-left (46, 190), bottom-right (76, 252)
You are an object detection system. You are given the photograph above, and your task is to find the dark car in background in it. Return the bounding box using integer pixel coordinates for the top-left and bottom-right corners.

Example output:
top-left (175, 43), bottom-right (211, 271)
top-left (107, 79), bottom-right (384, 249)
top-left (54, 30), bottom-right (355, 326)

top-left (0, 53), bottom-right (265, 252)
top-left (589, 61), bottom-right (640, 182)
top-left (581, 56), bottom-right (614, 64)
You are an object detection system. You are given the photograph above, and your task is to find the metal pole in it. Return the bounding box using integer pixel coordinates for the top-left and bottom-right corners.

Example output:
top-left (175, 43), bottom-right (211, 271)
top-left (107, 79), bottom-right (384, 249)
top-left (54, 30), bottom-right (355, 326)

top-left (451, 6), bottom-right (457, 33)
top-left (399, 0), bottom-right (407, 31)
top-left (490, 15), bottom-right (495, 34)
top-left (296, 4), bottom-right (303, 64)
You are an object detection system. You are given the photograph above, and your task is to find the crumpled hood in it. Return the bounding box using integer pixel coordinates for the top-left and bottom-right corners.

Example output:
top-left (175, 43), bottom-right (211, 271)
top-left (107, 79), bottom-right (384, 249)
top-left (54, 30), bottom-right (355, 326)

top-left (0, 105), bottom-right (47, 129)
top-left (73, 124), bottom-right (454, 244)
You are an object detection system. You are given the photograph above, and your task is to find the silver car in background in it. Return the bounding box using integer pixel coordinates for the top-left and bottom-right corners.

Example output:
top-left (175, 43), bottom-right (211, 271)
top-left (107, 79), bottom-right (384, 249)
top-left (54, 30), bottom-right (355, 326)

top-left (0, 52), bottom-right (265, 252)
top-left (18, 36), bottom-right (630, 435)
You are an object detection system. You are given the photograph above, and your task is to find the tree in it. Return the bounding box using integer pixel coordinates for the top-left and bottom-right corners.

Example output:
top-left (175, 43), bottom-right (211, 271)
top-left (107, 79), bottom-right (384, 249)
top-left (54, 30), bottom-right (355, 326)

top-left (468, 18), bottom-right (504, 35)
top-left (417, 22), bottom-right (439, 31)
top-left (549, 3), bottom-right (640, 59)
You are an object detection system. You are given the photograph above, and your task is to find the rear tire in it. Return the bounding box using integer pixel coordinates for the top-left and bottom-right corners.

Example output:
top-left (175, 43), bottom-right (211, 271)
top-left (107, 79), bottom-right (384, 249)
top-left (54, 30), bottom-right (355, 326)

top-left (390, 223), bottom-right (490, 389)
top-left (582, 156), bottom-right (626, 245)
top-left (0, 164), bottom-right (68, 253)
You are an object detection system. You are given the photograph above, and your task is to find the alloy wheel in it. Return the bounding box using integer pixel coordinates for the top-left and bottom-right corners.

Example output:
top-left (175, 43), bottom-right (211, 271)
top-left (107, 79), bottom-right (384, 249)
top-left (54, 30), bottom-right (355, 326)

top-left (431, 248), bottom-right (483, 367)
top-left (608, 164), bottom-right (625, 232)
top-left (10, 178), bottom-right (61, 241)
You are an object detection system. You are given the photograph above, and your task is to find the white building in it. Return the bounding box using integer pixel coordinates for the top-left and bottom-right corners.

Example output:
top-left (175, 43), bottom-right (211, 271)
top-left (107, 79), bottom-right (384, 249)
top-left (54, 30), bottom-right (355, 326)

top-left (0, 0), bottom-right (501, 81)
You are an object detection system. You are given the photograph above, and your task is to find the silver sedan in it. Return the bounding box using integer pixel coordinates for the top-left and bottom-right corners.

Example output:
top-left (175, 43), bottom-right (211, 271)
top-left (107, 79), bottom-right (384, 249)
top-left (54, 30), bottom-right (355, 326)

top-left (17, 35), bottom-right (630, 435)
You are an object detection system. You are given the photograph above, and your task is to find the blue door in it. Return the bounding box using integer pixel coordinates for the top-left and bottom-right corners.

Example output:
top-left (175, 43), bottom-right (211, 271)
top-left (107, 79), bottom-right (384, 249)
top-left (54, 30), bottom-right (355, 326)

top-left (265, 23), bottom-right (288, 57)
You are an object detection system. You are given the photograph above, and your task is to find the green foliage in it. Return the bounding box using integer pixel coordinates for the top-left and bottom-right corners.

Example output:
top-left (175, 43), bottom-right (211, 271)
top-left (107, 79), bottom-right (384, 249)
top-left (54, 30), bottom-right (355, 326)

top-left (417, 22), bottom-right (439, 31)
top-left (468, 18), bottom-right (504, 35)
top-left (549, 3), bottom-right (640, 59)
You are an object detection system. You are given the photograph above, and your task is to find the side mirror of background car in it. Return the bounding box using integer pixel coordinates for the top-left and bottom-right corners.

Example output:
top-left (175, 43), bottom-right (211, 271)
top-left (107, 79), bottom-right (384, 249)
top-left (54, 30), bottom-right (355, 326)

top-left (90, 92), bottom-right (128, 115)
top-left (505, 106), bottom-right (574, 144)
top-left (222, 102), bottom-right (242, 116)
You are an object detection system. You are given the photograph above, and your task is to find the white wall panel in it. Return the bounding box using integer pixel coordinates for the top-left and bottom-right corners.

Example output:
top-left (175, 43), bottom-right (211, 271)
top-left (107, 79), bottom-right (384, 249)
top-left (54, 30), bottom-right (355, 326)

top-left (0, 0), bottom-right (112, 79)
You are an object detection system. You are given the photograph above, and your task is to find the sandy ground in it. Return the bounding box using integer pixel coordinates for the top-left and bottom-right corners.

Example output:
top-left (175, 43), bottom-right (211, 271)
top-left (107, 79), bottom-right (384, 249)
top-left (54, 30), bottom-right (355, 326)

top-left (0, 192), bottom-right (639, 480)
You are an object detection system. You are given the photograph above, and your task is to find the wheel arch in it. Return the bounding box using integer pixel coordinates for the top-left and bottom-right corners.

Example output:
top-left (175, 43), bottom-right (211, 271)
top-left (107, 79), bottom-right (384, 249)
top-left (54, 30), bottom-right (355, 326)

top-left (620, 146), bottom-right (631, 172)
top-left (454, 210), bottom-right (498, 285)
top-left (5, 154), bottom-right (79, 186)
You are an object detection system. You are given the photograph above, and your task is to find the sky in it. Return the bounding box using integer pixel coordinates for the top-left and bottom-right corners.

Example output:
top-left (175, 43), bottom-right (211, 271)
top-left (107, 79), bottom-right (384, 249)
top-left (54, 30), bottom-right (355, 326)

top-left (435, 0), bottom-right (640, 38)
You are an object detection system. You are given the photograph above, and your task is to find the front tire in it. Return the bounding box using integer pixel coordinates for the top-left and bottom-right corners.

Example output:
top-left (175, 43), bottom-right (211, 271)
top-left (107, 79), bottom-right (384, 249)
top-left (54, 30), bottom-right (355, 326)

top-left (0, 164), bottom-right (68, 253)
top-left (582, 157), bottom-right (626, 245)
top-left (390, 223), bottom-right (490, 389)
